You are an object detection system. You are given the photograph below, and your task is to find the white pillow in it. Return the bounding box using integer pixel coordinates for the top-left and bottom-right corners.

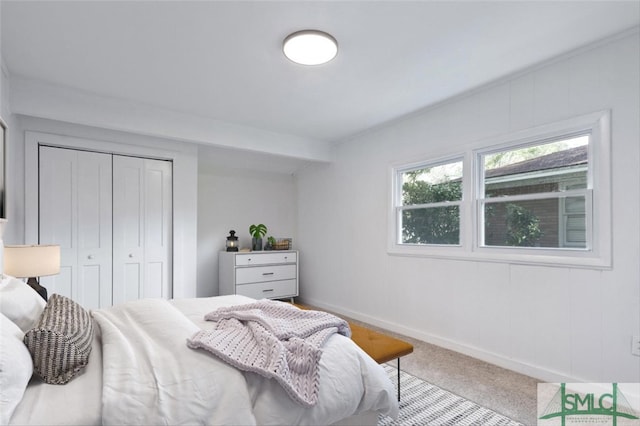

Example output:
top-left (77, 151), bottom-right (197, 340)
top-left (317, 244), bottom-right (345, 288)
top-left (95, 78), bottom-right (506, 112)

top-left (0, 274), bottom-right (46, 332)
top-left (0, 312), bottom-right (34, 425)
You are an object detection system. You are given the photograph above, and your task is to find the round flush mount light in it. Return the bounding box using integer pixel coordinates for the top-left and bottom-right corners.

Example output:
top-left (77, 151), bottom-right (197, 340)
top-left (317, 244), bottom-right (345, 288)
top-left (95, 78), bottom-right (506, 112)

top-left (283, 30), bottom-right (338, 65)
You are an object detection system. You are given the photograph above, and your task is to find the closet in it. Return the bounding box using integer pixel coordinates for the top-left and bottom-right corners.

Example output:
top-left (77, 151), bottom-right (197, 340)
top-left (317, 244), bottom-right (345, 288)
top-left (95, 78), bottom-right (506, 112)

top-left (38, 146), bottom-right (173, 310)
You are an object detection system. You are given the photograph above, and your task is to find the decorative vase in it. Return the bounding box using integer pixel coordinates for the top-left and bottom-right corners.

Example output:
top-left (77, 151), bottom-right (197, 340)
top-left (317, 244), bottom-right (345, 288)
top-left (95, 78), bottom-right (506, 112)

top-left (252, 237), bottom-right (263, 251)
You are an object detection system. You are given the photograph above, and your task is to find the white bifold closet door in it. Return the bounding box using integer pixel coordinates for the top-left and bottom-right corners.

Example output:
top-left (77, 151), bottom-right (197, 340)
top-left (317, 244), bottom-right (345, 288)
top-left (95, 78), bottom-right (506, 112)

top-left (112, 155), bottom-right (172, 305)
top-left (38, 146), bottom-right (172, 310)
top-left (39, 147), bottom-right (113, 309)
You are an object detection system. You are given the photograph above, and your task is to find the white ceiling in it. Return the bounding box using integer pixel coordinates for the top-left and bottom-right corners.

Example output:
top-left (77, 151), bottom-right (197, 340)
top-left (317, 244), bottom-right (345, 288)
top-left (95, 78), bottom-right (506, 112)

top-left (2, 1), bottom-right (639, 148)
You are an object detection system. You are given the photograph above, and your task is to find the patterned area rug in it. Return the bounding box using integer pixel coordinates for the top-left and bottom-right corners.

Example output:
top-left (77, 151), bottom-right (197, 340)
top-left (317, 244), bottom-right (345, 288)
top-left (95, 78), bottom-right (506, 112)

top-left (378, 364), bottom-right (523, 426)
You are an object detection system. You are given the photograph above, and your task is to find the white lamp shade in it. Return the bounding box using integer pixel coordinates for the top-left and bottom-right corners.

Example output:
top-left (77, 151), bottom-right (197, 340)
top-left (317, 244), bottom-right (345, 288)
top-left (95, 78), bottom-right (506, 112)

top-left (3, 245), bottom-right (61, 278)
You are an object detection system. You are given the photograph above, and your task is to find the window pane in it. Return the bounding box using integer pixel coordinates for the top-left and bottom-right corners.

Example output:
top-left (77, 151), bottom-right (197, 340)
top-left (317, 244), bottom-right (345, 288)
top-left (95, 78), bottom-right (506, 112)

top-left (483, 197), bottom-right (586, 248)
top-left (483, 135), bottom-right (588, 198)
top-left (401, 206), bottom-right (460, 245)
top-left (401, 161), bottom-right (463, 205)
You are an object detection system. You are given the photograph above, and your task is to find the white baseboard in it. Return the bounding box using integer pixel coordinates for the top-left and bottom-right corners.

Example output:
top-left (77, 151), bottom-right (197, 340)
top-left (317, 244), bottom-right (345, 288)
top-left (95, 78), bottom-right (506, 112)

top-left (299, 296), bottom-right (579, 384)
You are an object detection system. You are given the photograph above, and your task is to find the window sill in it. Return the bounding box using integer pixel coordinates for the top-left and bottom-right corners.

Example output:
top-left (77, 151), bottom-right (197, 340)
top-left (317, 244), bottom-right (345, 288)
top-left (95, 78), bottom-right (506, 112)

top-left (387, 244), bottom-right (612, 270)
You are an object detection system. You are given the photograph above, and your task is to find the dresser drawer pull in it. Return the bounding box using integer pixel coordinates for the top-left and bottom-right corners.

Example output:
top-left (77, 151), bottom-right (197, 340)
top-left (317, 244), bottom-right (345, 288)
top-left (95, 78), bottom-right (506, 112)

top-left (263, 289), bottom-right (274, 293)
top-left (262, 272), bottom-right (275, 276)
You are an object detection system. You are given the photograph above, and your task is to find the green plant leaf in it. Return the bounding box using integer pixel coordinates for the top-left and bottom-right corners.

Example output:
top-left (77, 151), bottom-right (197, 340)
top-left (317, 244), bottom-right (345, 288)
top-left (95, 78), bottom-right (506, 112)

top-left (249, 223), bottom-right (267, 238)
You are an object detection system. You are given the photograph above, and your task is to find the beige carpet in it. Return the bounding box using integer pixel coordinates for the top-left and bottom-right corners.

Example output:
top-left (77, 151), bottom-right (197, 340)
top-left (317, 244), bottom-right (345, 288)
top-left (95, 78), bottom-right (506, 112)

top-left (298, 302), bottom-right (539, 425)
top-left (345, 317), bottom-right (539, 425)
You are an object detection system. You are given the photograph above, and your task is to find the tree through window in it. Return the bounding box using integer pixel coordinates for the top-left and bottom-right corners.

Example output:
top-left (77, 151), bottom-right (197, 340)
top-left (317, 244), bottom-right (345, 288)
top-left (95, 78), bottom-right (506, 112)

top-left (396, 159), bottom-right (463, 245)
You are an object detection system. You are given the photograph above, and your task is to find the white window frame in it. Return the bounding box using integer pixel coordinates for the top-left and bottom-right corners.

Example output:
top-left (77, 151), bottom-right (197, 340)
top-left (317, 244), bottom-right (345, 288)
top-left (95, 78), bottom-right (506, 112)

top-left (394, 156), bottom-right (465, 246)
top-left (388, 110), bottom-right (611, 269)
top-left (388, 154), bottom-right (470, 257)
top-left (476, 132), bottom-right (592, 250)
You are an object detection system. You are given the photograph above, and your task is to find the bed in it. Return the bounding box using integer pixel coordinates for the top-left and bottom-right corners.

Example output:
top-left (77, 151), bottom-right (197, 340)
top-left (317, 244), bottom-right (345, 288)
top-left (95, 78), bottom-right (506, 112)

top-left (0, 275), bottom-right (398, 425)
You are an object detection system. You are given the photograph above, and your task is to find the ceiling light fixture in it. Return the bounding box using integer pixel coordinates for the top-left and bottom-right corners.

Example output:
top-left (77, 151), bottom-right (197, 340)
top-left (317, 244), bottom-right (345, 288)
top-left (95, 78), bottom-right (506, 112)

top-left (283, 30), bottom-right (338, 66)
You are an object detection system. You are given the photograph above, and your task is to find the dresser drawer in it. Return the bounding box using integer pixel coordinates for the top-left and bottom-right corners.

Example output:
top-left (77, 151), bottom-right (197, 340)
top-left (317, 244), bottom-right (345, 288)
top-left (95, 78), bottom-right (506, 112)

top-left (236, 279), bottom-right (297, 299)
top-left (236, 264), bottom-right (297, 284)
top-left (235, 252), bottom-right (297, 266)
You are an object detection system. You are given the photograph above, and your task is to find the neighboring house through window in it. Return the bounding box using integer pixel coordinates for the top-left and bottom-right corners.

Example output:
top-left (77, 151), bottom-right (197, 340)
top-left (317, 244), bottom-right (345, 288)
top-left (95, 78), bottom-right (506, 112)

top-left (479, 136), bottom-right (588, 249)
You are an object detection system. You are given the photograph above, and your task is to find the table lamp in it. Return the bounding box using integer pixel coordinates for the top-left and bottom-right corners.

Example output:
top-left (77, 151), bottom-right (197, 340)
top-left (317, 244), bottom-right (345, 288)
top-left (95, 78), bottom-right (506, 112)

top-left (3, 244), bottom-right (61, 300)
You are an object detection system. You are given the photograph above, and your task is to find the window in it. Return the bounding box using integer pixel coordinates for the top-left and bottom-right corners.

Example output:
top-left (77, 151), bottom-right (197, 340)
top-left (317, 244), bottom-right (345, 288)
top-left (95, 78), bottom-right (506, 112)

top-left (388, 110), bottom-right (611, 268)
top-left (394, 158), bottom-right (463, 245)
top-left (478, 135), bottom-right (590, 249)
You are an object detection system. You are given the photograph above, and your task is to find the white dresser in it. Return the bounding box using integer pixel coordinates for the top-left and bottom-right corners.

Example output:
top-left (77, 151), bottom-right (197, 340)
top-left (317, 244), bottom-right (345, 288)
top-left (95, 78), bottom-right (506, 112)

top-left (218, 251), bottom-right (298, 300)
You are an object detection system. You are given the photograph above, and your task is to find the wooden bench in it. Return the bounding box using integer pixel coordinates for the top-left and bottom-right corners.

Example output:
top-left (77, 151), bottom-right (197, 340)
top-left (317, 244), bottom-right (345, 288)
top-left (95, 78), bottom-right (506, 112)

top-left (294, 303), bottom-right (414, 401)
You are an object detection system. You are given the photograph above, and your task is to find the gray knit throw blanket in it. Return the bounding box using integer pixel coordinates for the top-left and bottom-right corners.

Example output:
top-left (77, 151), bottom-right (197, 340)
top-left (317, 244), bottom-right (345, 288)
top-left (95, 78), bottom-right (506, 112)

top-left (187, 299), bottom-right (351, 407)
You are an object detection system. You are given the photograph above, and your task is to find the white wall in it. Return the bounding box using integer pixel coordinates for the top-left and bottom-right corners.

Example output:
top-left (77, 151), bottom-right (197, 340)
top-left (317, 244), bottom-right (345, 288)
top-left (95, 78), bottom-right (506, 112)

top-left (3, 112), bottom-right (299, 299)
top-left (10, 76), bottom-right (333, 163)
top-left (11, 117), bottom-right (199, 298)
top-left (197, 165), bottom-right (297, 297)
top-left (296, 31), bottom-right (640, 383)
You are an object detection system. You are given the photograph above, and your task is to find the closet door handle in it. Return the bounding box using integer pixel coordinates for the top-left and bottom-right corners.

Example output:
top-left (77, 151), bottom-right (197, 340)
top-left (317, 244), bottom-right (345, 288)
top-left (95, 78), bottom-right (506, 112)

top-left (128, 253), bottom-right (134, 258)
top-left (87, 255), bottom-right (94, 260)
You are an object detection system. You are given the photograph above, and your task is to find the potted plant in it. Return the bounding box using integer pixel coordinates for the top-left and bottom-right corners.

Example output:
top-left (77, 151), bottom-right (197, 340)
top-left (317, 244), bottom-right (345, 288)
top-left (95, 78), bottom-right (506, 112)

top-left (249, 224), bottom-right (267, 251)
top-left (264, 236), bottom-right (276, 251)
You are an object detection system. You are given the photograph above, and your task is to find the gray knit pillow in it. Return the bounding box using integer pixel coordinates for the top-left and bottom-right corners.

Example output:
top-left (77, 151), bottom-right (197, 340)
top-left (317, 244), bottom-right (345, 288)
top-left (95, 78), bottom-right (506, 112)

top-left (24, 294), bottom-right (94, 384)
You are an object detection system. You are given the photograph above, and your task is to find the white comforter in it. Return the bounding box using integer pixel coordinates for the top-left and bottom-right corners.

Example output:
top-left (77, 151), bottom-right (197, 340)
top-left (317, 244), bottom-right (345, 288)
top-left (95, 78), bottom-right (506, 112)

top-left (93, 298), bottom-right (257, 425)
top-left (11, 295), bottom-right (397, 425)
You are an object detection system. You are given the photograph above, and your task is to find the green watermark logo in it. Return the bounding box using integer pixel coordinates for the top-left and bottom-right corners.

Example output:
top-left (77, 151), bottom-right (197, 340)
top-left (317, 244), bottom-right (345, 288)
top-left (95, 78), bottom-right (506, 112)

top-left (538, 383), bottom-right (640, 426)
